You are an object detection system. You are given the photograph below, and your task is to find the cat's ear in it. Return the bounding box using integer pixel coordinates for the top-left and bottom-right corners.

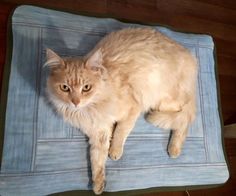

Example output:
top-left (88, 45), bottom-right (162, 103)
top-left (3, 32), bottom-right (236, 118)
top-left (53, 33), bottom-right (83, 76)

top-left (85, 49), bottom-right (105, 73)
top-left (44, 48), bottom-right (64, 67)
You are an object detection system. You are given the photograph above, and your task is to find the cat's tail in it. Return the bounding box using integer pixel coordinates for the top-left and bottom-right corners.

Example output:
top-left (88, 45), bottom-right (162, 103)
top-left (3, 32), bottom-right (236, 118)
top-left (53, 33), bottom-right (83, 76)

top-left (145, 98), bottom-right (196, 131)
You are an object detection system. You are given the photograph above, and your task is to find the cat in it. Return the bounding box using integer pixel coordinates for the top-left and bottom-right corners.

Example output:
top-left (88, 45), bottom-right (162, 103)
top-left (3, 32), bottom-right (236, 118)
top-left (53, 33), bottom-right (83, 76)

top-left (45, 27), bottom-right (197, 195)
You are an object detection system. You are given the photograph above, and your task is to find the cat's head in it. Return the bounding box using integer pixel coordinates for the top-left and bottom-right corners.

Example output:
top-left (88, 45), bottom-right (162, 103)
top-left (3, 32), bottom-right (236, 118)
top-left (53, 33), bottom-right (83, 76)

top-left (45, 48), bottom-right (108, 110)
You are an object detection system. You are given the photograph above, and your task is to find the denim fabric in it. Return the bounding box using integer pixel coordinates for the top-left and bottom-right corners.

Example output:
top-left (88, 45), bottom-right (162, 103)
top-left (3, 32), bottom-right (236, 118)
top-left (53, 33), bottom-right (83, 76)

top-left (0, 5), bottom-right (229, 196)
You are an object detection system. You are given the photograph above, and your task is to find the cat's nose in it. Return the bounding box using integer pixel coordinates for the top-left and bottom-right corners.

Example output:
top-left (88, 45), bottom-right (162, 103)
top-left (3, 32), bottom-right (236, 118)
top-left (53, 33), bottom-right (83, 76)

top-left (72, 98), bottom-right (80, 106)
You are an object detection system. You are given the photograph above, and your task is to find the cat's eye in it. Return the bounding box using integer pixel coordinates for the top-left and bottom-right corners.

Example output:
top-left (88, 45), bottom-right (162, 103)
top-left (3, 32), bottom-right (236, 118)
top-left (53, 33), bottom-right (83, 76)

top-left (82, 84), bottom-right (92, 92)
top-left (60, 84), bottom-right (70, 92)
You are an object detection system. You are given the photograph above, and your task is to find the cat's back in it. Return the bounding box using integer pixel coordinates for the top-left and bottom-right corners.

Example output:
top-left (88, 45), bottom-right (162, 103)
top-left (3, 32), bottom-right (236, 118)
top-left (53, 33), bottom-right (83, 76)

top-left (98, 28), bottom-right (163, 62)
top-left (94, 28), bottom-right (191, 70)
top-left (100, 28), bottom-right (160, 50)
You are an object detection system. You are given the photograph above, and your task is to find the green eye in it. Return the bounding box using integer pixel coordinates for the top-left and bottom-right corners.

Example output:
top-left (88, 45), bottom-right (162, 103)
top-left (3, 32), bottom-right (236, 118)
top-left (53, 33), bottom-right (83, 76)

top-left (60, 84), bottom-right (70, 92)
top-left (82, 84), bottom-right (92, 92)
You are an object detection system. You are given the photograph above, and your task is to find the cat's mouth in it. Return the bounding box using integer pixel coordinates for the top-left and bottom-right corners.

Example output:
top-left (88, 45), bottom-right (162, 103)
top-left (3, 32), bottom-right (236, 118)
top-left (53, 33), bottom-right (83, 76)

top-left (69, 102), bottom-right (81, 109)
top-left (69, 101), bottom-right (88, 110)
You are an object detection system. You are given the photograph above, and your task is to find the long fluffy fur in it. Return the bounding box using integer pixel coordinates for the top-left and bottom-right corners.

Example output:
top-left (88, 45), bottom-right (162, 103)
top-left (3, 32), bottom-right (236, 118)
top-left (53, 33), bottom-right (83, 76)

top-left (46, 27), bottom-right (198, 195)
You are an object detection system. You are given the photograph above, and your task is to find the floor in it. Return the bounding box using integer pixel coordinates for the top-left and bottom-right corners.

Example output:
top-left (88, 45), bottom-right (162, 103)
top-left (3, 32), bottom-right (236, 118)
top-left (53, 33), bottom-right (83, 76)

top-left (0, 1), bottom-right (236, 195)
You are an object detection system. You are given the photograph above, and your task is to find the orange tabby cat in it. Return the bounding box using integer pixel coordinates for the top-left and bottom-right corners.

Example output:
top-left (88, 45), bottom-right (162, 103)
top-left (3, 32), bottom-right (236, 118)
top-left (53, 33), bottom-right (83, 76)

top-left (45, 28), bottom-right (197, 195)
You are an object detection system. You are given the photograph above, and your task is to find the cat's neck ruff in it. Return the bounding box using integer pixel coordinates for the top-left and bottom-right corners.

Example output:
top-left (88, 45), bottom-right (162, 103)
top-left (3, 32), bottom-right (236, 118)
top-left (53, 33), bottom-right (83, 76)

top-left (47, 89), bottom-right (116, 135)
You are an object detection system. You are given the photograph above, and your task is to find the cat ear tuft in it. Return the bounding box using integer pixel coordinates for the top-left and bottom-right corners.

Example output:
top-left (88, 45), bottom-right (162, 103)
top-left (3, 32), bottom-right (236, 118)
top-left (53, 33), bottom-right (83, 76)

top-left (86, 49), bottom-right (104, 71)
top-left (44, 48), bottom-right (64, 68)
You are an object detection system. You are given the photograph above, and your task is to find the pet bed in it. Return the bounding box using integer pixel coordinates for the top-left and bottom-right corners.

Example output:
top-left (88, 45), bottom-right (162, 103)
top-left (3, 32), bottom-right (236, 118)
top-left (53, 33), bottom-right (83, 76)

top-left (0, 5), bottom-right (229, 195)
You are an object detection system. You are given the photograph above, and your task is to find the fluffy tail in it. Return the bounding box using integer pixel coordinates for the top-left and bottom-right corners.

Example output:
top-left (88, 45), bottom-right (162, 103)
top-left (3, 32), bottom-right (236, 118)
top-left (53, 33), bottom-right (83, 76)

top-left (145, 99), bottom-right (196, 131)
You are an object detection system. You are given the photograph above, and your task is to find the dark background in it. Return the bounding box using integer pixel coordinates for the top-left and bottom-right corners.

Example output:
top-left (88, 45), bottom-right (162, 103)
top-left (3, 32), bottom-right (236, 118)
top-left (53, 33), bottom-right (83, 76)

top-left (0, 1), bottom-right (235, 195)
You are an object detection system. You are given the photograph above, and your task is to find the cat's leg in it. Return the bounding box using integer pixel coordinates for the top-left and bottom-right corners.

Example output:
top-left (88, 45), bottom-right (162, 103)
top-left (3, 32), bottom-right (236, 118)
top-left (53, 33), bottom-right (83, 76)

top-left (109, 107), bottom-right (140, 161)
top-left (168, 128), bottom-right (188, 158)
top-left (146, 109), bottom-right (188, 158)
top-left (146, 99), bottom-right (194, 158)
top-left (158, 98), bottom-right (182, 113)
top-left (89, 130), bottom-right (111, 195)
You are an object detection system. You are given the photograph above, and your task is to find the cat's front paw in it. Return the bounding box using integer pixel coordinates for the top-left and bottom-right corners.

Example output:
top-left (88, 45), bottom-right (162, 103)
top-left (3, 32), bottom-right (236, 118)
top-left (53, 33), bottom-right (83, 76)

top-left (109, 144), bottom-right (123, 161)
top-left (92, 167), bottom-right (106, 195)
top-left (93, 180), bottom-right (105, 195)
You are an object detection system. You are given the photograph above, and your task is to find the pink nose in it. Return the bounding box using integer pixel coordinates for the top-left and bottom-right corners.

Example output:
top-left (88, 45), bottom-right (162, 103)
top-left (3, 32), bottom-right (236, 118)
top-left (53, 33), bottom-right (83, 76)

top-left (72, 99), bottom-right (80, 106)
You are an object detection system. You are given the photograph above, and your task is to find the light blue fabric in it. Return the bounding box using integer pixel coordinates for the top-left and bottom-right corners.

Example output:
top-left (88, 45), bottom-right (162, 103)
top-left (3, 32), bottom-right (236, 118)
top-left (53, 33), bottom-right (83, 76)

top-left (0, 5), bottom-right (229, 195)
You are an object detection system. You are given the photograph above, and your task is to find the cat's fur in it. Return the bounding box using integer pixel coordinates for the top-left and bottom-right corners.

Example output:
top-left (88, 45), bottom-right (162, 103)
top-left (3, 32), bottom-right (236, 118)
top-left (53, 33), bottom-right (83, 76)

top-left (45, 28), bottom-right (197, 195)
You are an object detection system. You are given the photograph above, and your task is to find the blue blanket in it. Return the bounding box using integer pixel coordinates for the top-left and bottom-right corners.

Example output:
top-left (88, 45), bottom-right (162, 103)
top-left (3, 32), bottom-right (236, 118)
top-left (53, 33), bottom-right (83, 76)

top-left (0, 5), bottom-right (229, 195)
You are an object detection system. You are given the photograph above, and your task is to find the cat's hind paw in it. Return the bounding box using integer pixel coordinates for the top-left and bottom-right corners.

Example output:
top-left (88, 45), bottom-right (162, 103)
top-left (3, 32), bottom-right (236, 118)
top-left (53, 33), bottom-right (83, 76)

top-left (144, 111), bottom-right (158, 126)
top-left (168, 144), bottom-right (181, 158)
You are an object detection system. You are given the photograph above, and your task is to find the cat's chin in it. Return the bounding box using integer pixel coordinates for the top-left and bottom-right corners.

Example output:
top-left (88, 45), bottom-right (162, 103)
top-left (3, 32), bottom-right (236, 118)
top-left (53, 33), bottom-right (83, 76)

top-left (69, 104), bottom-right (82, 111)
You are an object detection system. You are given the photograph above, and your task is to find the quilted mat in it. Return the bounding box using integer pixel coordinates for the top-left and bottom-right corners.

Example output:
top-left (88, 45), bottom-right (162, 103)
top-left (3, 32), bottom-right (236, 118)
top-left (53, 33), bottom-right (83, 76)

top-left (0, 5), bottom-right (229, 195)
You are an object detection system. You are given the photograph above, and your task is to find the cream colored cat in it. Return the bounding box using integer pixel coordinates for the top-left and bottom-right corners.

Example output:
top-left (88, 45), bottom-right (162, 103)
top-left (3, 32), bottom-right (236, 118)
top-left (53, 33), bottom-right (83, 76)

top-left (45, 28), bottom-right (197, 195)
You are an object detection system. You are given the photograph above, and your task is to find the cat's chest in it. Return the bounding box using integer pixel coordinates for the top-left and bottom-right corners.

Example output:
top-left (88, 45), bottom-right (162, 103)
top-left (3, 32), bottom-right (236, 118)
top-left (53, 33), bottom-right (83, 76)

top-left (63, 106), bottom-right (116, 135)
